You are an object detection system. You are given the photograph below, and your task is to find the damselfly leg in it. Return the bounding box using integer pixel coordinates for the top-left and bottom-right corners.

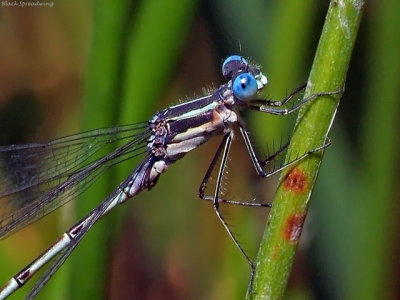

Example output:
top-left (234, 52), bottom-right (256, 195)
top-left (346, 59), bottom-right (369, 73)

top-left (248, 86), bottom-right (342, 115)
top-left (198, 83), bottom-right (337, 276)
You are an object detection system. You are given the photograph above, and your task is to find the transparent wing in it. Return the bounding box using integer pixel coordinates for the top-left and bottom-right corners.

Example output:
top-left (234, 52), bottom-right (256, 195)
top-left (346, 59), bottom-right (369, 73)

top-left (25, 158), bottom-right (153, 299)
top-left (0, 122), bottom-right (150, 238)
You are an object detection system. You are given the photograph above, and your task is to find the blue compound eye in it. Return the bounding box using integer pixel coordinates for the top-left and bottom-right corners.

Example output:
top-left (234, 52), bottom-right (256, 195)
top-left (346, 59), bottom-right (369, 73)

top-left (232, 73), bottom-right (258, 101)
top-left (222, 55), bottom-right (248, 79)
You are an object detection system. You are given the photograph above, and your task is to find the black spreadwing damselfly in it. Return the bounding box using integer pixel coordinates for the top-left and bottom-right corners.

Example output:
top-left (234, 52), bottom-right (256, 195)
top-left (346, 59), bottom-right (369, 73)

top-left (0, 55), bottom-right (339, 299)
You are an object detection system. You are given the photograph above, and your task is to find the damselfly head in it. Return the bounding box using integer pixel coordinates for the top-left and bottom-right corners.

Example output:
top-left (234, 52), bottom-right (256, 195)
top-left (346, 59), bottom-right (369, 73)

top-left (222, 55), bottom-right (268, 101)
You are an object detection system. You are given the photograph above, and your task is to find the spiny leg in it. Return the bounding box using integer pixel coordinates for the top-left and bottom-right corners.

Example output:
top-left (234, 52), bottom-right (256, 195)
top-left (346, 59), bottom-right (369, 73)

top-left (198, 133), bottom-right (270, 208)
top-left (239, 124), bottom-right (331, 178)
top-left (198, 132), bottom-right (257, 271)
top-left (212, 133), bottom-right (254, 266)
top-left (250, 82), bottom-right (306, 107)
top-left (248, 87), bottom-right (343, 116)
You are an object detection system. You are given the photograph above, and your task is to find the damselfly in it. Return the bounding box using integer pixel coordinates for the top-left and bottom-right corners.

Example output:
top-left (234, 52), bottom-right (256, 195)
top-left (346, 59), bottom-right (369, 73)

top-left (0, 55), bottom-right (339, 299)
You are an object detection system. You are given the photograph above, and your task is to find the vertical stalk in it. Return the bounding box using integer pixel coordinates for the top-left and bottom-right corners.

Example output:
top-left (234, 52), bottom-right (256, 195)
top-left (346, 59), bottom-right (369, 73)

top-left (247, 1), bottom-right (364, 298)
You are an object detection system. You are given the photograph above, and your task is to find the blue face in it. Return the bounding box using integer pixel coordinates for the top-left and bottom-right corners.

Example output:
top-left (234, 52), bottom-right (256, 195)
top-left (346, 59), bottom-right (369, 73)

top-left (221, 55), bottom-right (268, 101)
top-left (232, 73), bottom-right (258, 101)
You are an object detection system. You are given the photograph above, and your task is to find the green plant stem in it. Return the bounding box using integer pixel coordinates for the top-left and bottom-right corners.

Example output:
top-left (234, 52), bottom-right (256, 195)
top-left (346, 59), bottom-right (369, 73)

top-left (247, 1), bottom-right (364, 299)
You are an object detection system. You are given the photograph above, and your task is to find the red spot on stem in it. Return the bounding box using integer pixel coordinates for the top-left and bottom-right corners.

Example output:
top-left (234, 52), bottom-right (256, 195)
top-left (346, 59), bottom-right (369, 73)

top-left (272, 245), bottom-right (281, 259)
top-left (283, 213), bottom-right (306, 243)
top-left (283, 167), bottom-right (307, 193)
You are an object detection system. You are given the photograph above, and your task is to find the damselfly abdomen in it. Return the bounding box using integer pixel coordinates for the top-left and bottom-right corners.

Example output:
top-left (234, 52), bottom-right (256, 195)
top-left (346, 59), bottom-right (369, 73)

top-left (0, 55), bottom-right (338, 299)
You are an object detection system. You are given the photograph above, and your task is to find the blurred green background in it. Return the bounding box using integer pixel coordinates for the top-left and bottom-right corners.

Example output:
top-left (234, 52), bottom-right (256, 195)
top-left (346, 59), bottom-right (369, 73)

top-left (0, 0), bottom-right (399, 299)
